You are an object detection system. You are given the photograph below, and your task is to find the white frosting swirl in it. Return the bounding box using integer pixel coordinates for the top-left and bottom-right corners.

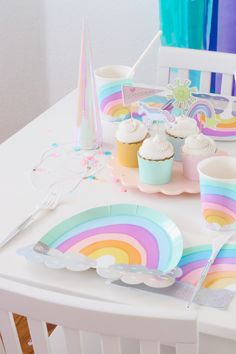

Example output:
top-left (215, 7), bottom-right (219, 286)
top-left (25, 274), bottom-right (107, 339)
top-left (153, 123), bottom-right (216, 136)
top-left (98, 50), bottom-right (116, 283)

top-left (115, 119), bottom-right (147, 143)
top-left (166, 116), bottom-right (199, 138)
top-left (182, 133), bottom-right (217, 156)
top-left (139, 135), bottom-right (174, 160)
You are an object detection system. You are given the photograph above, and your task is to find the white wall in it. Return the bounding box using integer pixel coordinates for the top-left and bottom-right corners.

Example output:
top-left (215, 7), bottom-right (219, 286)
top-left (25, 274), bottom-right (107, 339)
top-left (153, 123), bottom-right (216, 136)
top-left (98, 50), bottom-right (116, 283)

top-left (0, 0), bottom-right (159, 143)
top-left (0, 0), bottom-right (48, 143)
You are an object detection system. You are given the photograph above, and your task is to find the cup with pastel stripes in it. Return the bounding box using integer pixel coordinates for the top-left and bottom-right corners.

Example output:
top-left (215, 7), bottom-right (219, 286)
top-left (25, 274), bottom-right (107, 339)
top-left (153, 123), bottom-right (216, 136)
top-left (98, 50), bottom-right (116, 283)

top-left (94, 65), bottom-right (134, 122)
top-left (198, 156), bottom-right (236, 231)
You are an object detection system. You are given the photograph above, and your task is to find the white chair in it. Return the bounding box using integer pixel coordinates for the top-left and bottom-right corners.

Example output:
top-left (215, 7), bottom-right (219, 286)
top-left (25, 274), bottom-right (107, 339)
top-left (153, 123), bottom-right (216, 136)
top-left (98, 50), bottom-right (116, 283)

top-left (157, 46), bottom-right (236, 95)
top-left (0, 278), bottom-right (198, 354)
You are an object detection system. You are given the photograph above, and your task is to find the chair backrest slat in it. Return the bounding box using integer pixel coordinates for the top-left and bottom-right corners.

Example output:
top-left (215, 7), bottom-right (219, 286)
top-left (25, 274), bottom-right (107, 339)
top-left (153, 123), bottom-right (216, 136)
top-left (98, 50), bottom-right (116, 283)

top-left (178, 69), bottom-right (189, 82)
top-left (140, 340), bottom-right (160, 354)
top-left (221, 74), bottom-right (233, 96)
top-left (176, 343), bottom-right (198, 354)
top-left (63, 328), bottom-right (82, 354)
top-left (101, 335), bottom-right (121, 354)
top-left (0, 310), bottom-right (22, 354)
top-left (27, 318), bottom-right (51, 354)
top-left (0, 278), bottom-right (198, 354)
top-left (200, 71), bottom-right (211, 93)
top-left (157, 46), bottom-right (236, 96)
top-left (158, 46), bottom-right (236, 75)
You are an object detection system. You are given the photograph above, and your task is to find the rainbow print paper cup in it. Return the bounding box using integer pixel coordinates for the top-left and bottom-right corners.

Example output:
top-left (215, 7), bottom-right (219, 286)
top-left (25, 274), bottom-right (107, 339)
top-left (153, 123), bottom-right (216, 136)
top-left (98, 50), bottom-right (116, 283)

top-left (198, 156), bottom-right (236, 231)
top-left (95, 65), bottom-right (133, 122)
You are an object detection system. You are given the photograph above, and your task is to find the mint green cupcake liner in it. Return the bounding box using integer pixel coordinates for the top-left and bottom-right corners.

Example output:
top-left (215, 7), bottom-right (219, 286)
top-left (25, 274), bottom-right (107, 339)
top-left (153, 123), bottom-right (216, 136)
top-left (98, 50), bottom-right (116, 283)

top-left (138, 155), bottom-right (174, 185)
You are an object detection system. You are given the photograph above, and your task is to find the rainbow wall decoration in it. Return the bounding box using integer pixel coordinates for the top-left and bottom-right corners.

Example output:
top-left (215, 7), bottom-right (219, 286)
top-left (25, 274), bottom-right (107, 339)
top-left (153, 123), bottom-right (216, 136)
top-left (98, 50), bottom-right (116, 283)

top-left (98, 80), bottom-right (132, 122)
top-left (200, 177), bottom-right (236, 231)
top-left (34, 204), bottom-right (183, 272)
top-left (187, 99), bottom-right (236, 140)
top-left (178, 244), bottom-right (236, 289)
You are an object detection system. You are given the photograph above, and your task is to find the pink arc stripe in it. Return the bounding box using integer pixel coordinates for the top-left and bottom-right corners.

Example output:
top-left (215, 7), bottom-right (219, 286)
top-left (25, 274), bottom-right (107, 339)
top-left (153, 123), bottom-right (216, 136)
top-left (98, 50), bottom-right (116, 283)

top-left (67, 233), bottom-right (147, 265)
top-left (101, 92), bottom-right (122, 110)
top-left (202, 202), bottom-right (236, 218)
top-left (57, 224), bottom-right (159, 269)
top-left (180, 258), bottom-right (236, 277)
top-left (181, 265), bottom-right (236, 285)
top-left (201, 195), bottom-right (236, 213)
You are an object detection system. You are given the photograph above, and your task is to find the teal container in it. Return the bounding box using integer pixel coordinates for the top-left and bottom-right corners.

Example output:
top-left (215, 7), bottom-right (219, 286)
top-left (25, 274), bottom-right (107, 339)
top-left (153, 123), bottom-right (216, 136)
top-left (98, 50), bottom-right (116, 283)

top-left (138, 155), bottom-right (174, 185)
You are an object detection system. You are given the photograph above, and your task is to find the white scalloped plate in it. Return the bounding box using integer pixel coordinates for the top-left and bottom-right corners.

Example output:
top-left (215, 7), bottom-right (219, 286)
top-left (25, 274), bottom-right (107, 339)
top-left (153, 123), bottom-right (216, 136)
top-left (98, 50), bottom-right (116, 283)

top-left (109, 158), bottom-right (200, 195)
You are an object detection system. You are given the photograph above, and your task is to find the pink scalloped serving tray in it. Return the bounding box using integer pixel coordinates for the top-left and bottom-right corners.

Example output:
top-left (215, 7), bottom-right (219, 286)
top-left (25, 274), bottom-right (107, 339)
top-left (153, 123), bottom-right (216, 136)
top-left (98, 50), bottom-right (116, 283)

top-left (109, 158), bottom-right (200, 196)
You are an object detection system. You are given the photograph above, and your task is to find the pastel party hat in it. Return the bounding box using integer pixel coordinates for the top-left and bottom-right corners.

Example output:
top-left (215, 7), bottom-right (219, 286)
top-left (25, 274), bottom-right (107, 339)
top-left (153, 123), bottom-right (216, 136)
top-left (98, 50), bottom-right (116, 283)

top-left (76, 19), bottom-right (102, 150)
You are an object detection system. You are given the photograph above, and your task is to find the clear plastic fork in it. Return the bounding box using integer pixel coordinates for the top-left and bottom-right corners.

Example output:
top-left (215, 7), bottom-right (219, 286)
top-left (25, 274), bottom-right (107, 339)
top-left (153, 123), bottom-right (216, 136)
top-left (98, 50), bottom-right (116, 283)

top-left (0, 188), bottom-right (61, 248)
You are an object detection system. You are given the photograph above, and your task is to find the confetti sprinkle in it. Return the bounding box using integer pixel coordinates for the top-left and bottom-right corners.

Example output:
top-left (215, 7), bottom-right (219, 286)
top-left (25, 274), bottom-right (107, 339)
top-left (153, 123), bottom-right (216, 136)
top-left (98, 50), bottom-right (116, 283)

top-left (112, 177), bottom-right (120, 183)
top-left (81, 158), bottom-right (88, 165)
top-left (74, 147), bottom-right (81, 152)
top-left (87, 175), bottom-right (96, 180)
top-left (104, 151), bottom-right (112, 156)
top-left (50, 153), bottom-right (59, 158)
top-left (51, 143), bottom-right (59, 148)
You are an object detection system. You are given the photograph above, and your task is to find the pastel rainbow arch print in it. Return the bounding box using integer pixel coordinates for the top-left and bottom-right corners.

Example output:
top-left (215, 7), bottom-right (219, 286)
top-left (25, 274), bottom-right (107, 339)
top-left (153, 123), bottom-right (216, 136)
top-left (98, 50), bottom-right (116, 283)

top-left (178, 244), bottom-right (236, 289)
top-left (98, 81), bottom-right (132, 121)
top-left (188, 100), bottom-right (215, 122)
top-left (34, 204), bottom-right (183, 272)
top-left (200, 178), bottom-right (236, 230)
top-left (188, 99), bottom-right (236, 140)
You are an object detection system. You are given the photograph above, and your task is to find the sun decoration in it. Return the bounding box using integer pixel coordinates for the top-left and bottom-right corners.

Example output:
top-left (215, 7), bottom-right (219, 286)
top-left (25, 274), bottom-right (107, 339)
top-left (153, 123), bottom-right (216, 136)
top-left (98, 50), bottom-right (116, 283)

top-left (167, 79), bottom-right (197, 112)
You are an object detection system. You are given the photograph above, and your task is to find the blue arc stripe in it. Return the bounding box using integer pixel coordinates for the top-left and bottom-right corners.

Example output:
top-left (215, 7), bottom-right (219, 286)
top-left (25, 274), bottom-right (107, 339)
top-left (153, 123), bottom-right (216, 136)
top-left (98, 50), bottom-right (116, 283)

top-left (200, 185), bottom-right (236, 201)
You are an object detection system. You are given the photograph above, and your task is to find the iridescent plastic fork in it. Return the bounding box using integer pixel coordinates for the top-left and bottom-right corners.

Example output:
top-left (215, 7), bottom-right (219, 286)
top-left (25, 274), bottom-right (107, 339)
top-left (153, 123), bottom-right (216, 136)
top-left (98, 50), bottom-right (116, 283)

top-left (0, 188), bottom-right (61, 248)
top-left (187, 231), bottom-right (235, 308)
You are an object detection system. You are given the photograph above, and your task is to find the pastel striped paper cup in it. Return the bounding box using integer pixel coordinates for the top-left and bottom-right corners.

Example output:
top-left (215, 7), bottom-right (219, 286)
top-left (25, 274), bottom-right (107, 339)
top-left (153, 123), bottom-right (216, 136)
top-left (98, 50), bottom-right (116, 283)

top-left (198, 156), bottom-right (236, 231)
top-left (95, 65), bottom-right (133, 122)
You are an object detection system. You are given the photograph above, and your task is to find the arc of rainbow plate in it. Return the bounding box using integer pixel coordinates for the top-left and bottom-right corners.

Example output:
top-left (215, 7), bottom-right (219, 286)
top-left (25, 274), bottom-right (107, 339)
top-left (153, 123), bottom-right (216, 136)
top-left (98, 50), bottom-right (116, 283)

top-left (34, 204), bottom-right (183, 272)
top-left (177, 239), bottom-right (236, 295)
top-left (188, 99), bottom-right (236, 140)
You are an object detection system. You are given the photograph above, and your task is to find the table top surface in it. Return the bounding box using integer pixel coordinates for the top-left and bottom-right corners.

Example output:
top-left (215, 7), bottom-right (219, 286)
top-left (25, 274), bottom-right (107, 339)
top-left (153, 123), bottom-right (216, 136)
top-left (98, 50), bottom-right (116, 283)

top-left (0, 90), bottom-right (236, 340)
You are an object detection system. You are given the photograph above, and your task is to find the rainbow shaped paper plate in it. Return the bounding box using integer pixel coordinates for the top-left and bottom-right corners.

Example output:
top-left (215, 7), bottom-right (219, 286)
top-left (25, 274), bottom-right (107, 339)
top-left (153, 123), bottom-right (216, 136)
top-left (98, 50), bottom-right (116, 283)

top-left (18, 204), bottom-right (183, 288)
top-left (178, 244), bottom-right (236, 290)
top-left (188, 96), bottom-right (236, 141)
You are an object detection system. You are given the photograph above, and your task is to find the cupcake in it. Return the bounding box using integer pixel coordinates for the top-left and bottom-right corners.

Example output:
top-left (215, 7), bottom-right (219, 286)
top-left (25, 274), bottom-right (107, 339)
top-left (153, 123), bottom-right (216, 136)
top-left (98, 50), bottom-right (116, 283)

top-left (182, 133), bottom-right (217, 181)
top-left (166, 117), bottom-right (199, 161)
top-left (116, 119), bottom-right (148, 168)
top-left (138, 135), bottom-right (174, 185)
